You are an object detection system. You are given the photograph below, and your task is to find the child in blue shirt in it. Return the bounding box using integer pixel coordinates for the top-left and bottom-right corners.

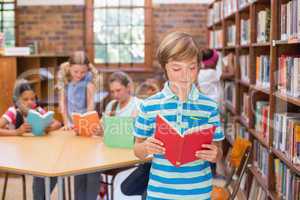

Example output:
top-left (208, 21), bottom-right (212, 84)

top-left (133, 32), bottom-right (224, 200)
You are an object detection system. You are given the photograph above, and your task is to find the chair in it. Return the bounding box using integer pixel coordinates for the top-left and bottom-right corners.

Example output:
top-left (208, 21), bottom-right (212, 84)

top-left (2, 173), bottom-right (27, 200)
top-left (100, 166), bottom-right (135, 200)
top-left (211, 137), bottom-right (252, 200)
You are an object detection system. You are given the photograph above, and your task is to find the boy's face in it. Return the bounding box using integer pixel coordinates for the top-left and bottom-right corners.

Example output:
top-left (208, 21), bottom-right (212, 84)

top-left (18, 90), bottom-right (36, 113)
top-left (165, 56), bottom-right (198, 86)
top-left (70, 64), bottom-right (88, 82)
top-left (109, 81), bottom-right (130, 103)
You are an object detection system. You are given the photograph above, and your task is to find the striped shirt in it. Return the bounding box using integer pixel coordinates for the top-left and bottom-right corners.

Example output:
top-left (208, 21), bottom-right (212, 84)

top-left (134, 82), bottom-right (224, 200)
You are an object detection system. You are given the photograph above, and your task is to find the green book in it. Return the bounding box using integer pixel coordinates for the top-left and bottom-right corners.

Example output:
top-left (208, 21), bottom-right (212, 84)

top-left (103, 116), bottom-right (134, 149)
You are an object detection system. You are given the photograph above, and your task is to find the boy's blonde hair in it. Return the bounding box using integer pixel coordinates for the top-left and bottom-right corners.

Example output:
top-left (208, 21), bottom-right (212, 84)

top-left (156, 32), bottom-right (201, 74)
top-left (56, 51), bottom-right (102, 91)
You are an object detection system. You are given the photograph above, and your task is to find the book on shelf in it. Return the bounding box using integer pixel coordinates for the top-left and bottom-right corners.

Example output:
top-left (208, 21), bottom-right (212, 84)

top-left (224, 81), bottom-right (236, 108)
top-left (223, 0), bottom-right (237, 17)
top-left (274, 159), bottom-right (300, 199)
top-left (256, 55), bottom-right (270, 89)
top-left (273, 113), bottom-right (300, 165)
top-left (241, 18), bottom-right (250, 45)
top-left (248, 178), bottom-right (268, 200)
top-left (209, 29), bottom-right (223, 49)
top-left (257, 8), bottom-right (271, 43)
top-left (255, 101), bottom-right (269, 141)
top-left (208, 1), bottom-right (223, 25)
top-left (235, 122), bottom-right (250, 140)
top-left (222, 53), bottom-right (236, 76)
top-left (241, 93), bottom-right (250, 124)
top-left (253, 140), bottom-right (269, 178)
top-left (280, 0), bottom-right (300, 41)
top-left (240, 54), bottom-right (250, 83)
top-left (227, 24), bottom-right (236, 46)
top-left (224, 113), bottom-right (235, 143)
top-left (240, 171), bottom-right (248, 194)
top-left (4, 47), bottom-right (31, 56)
top-left (278, 56), bottom-right (300, 98)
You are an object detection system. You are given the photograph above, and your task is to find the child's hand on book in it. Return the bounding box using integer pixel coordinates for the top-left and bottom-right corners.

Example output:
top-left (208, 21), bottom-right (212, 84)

top-left (62, 125), bottom-right (73, 131)
top-left (195, 144), bottom-right (219, 163)
top-left (16, 123), bottom-right (32, 135)
top-left (144, 137), bottom-right (166, 155)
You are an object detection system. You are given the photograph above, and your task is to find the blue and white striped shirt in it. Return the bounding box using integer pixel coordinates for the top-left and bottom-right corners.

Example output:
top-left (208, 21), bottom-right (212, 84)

top-left (134, 82), bottom-right (224, 200)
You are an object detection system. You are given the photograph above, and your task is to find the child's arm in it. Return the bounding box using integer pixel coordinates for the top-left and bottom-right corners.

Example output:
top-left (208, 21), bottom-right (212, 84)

top-left (58, 89), bottom-right (70, 129)
top-left (87, 82), bottom-right (96, 111)
top-left (134, 137), bottom-right (165, 160)
top-left (45, 119), bottom-right (62, 134)
top-left (0, 117), bottom-right (31, 136)
top-left (195, 141), bottom-right (223, 163)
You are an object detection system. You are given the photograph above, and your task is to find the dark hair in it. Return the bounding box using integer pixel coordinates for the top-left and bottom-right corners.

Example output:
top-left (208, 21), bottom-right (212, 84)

top-left (13, 81), bottom-right (34, 104)
top-left (13, 81), bottom-right (35, 129)
top-left (108, 71), bottom-right (132, 87)
top-left (202, 49), bottom-right (214, 61)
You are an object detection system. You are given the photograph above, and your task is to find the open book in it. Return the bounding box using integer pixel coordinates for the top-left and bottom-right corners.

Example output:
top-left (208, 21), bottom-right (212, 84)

top-left (72, 111), bottom-right (100, 137)
top-left (27, 109), bottom-right (54, 136)
top-left (154, 114), bottom-right (216, 167)
top-left (103, 116), bottom-right (134, 149)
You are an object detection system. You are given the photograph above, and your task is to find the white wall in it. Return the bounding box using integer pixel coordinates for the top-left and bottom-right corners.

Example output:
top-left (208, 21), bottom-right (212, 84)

top-left (17, 0), bottom-right (211, 6)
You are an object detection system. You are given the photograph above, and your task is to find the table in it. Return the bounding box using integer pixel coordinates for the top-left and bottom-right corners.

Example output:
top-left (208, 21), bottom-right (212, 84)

top-left (0, 131), bottom-right (143, 200)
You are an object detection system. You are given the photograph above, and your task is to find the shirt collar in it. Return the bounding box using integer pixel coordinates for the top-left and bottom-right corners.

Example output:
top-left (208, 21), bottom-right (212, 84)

top-left (161, 82), bottom-right (199, 101)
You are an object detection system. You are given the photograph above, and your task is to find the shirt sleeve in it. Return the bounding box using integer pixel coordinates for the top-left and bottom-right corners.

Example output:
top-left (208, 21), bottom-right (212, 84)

top-left (208, 106), bottom-right (224, 142)
top-left (133, 102), bottom-right (154, 138)
top-left (2, 107), bottom-right (17, 125)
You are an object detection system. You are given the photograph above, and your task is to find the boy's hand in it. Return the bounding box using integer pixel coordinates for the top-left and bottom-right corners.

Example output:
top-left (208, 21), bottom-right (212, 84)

top-left (195, 144), bottom-right (220, 163)
top-left (62, 125), bottom-right (72, 131)
top-left (144, 137), bottom-right (165, 155)
top-left (16, 123), bottom-right (32, 135)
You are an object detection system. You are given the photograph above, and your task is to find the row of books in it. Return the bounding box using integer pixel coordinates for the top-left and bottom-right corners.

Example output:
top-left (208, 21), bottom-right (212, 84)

top-left (278, 56), bottom-right (300, 98)
top-left (209, 30), bottom-right (223, 49)
top-left (208, 0), bottom-right (256, 26)
top-left (255, 101), bottom-right (270, 141)
top-left (223, 112), bottom-right (235, 143)
top-left (256, 55), bottom-right (270, 88)
top-left (280, 0), bottom-right (300, 41)
top-left (274, 159), bottom-right (300, 200)
top-left (227, 24), bottom-right (236, 46)
top-left (240, 54), bottom-right (250, 83)
top-left (273, 113), bottom-right (300, 165)
top-left (248, 178), bottom-right (268, 200)
top-left (257, 8), bottom-right (271, 43)
top-left (253, 140), bottom-right (269, 178)
top-left (241, 18), bottom-right (250, 45)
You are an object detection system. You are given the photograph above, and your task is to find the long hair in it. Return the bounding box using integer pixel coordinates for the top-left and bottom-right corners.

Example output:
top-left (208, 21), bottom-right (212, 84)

top-left (56, 51), bottom-right (103, 91)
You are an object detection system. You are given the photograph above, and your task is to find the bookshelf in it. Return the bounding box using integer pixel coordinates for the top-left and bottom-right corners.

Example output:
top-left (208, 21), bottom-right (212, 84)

top-left (208, 0), bottom-right (300, 199)
top-left (0, 55), bottom-right (68, 120)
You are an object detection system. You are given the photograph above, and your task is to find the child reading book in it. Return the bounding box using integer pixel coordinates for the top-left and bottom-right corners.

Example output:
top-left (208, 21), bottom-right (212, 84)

top-left (56, 51), bottom-right (101, 200)
top-left (134, 32), bottom-right (224, 199)
top-left (0, 79), bottom-right (62, 200)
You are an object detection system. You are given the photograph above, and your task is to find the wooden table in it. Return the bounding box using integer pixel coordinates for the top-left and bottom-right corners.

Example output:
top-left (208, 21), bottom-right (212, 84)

top-left (0, 131), bottom-right (143, 200)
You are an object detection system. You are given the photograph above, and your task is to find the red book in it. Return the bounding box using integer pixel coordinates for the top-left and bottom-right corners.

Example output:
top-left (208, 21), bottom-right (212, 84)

top-left (154, 114), bottom-right (216, 167)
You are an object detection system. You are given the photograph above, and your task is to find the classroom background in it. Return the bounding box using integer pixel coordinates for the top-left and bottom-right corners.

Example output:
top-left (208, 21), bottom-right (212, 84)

top-left (0, 0), bottom-right (299, 200)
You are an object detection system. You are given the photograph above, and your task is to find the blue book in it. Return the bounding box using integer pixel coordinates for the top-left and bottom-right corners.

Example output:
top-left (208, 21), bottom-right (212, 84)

top-left (27, 109), bottom-right (54, 136)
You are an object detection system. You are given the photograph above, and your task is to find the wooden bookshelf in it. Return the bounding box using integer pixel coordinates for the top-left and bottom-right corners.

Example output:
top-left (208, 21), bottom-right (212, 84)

top-left (208, 0), bottom-right (300, 199)
top-left (0, 55), bottom-right (68, 117)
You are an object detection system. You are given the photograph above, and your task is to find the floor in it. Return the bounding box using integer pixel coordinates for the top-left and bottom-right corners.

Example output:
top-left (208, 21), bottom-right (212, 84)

top-left (0, 169), bottom-right (229, 200)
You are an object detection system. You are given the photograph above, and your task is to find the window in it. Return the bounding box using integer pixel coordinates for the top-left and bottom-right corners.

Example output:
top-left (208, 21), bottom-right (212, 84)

top-left (86, 0), bottom-right (152, 69)
top-left (0, 0), bottom-right (15, 47)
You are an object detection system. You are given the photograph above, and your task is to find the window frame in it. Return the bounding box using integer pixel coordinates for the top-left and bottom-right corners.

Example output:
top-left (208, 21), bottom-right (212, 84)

top-left (85, 0), bottom-right (153, 71)
top-left (0, 0), bottom-right (16, 47)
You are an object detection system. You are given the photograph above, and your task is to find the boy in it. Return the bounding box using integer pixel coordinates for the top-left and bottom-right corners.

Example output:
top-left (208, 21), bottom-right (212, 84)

top-left (133, 32), bottom-right (224, 199)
